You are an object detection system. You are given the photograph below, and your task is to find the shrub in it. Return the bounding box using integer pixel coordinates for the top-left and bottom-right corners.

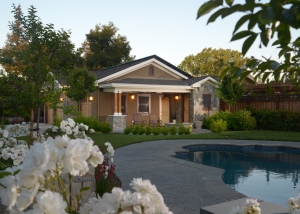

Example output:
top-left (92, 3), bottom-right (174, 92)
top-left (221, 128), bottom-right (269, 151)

top-left (132, 125), bottom-right (140, 135)
top-left (1, 118), bottom-right (10, 126)
top-left (184, 126), bottom-right (191, 135)
top-left (202, 110), bottom-right (232, 129)
top-left (249, 108), bottom-right (300, 132)
top-left (227, 109), bottom-right (256, 131)
top-left (210, 119), bottom-right (227, 133)
top-left (74, 116), bottom-right (111, 133)
top-left (145, 125), bottom-right (152, 135)
top-left (161, 126), bottom-right (169, 135)
top-left (99, 122), bottom-right (112, 133)
top-left (169, 126), bottom-right (177, 135)
top-left (138, 125), bottom-right (146, 135)
top-left (177, 124), bottom-right (185, 135)
top-left (152, 125), bottom-right (161, 135)
top-left (124, 125), bottom-right (133, 134)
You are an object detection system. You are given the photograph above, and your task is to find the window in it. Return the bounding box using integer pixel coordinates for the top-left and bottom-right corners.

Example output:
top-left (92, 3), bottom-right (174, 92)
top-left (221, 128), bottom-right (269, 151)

top-left (202, 94), bottom-right (212, 110)
top-left (148, 65), bottom-right (154, 76)
top-left (121, 95), bottom-right (127, 114)
top-left (137, 94), bottom-right (151, 114)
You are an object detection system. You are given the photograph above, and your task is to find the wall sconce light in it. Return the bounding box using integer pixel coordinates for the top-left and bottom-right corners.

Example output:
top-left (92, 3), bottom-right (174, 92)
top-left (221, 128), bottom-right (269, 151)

top-left (175, 95), bottom-right (179, 100)
top-left (60, 97), bottom-right (64, 102)
top-left (131, 95), bottom-right (135, 99)
top-left (89, 96), bottom-right (94, 101)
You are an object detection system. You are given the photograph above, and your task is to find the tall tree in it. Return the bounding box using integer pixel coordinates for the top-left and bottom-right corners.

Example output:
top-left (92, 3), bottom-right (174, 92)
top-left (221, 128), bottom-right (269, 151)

top-left (65, 66), bottom-right (97, 111)
top-left (0, 4), bottom-right (75, 142)
top-left (216, 74), bottom-right (246, 110)
top-left (196, 0), bottom-right (300, 84)
top-left (82, 22), bottom-right (135, 71)
top-left (178, 48), bottom-right (248, 77)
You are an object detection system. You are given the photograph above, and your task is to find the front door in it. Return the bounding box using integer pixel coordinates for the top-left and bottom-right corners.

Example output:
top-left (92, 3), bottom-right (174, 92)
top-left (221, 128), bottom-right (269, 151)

top-left (184, 94), bottom-right (190, 122)
top-left (161, 97), bottom-right (170, 125)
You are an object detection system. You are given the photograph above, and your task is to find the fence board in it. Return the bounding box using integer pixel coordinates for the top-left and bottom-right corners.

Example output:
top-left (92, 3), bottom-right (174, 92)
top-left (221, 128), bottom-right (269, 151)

top-left (220, 94), bottom-right (300, 112)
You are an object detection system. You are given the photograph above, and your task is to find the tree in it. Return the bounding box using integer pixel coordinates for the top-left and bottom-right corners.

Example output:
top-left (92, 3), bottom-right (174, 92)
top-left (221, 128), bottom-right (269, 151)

top-left (216, 74), bottom-right (246, 110)
top-left (82, 22), bottom-right (135, 71)
top-left (0, 4), bottom-right (75, 142)
top-left (196, 0), bottom-right (300, 84)
top-left (66, 67), bottom-right (97, 110)
top-left (178, 48), bottom-right (248, 77)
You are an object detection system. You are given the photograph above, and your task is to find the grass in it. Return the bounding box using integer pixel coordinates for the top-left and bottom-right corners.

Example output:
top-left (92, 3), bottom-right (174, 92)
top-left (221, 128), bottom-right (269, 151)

top-left (17, 130), bottom-right (300, 150)
top-left (89, 130), bottom-right (300, 149)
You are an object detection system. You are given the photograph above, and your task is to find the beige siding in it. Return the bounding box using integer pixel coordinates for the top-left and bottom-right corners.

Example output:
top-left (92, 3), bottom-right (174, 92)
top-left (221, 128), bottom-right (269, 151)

top-left (97, 91), bottom-right (113, 122)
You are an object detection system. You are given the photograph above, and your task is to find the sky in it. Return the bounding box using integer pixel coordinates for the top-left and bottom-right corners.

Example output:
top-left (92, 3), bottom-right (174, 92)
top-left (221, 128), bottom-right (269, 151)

top-left (1, 0), bottom-right (300, 67)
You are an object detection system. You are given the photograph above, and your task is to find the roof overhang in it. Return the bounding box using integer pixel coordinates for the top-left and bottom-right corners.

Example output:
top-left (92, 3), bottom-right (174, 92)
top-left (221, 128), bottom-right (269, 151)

top-left (99, 83), bottom-right (192, 93)
top-left (96, 58), bottom-right (189, 84)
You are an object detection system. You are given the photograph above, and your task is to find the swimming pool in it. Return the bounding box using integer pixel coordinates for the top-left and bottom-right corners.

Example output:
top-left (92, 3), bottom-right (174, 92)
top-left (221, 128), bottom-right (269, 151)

top-left (173, 144), bottom-right (300, 206)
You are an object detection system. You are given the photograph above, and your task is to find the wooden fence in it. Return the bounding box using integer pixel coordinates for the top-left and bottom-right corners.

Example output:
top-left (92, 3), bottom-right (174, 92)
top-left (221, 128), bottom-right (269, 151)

top-left (220, 94), bottom-right (300, 112)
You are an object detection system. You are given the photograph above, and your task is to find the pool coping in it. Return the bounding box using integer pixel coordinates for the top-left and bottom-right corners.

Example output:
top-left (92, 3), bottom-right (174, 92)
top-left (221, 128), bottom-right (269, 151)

top-left (114, 139), bottom-right (295, 214)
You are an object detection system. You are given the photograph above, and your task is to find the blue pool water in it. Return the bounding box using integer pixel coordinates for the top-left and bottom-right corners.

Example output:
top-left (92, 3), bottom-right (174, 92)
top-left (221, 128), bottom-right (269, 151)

top-left (173, 145), bottom-right (300, 206)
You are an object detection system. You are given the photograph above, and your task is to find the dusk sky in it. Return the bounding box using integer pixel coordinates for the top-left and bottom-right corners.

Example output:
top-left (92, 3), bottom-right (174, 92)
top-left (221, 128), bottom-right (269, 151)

top-left (1, 0), bottom-right (299, 67)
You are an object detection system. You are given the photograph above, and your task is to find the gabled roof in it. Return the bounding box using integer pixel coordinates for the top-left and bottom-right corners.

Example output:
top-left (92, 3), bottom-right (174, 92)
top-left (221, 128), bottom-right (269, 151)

top-left (95, 55), bottom-right (193, 81)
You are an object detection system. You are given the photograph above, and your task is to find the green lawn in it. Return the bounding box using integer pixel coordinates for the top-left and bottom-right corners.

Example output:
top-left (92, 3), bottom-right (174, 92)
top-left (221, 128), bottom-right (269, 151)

top-left (89, 130), bottom-right (300, 149)
top-left (18, 130), bottom-right (300, 150)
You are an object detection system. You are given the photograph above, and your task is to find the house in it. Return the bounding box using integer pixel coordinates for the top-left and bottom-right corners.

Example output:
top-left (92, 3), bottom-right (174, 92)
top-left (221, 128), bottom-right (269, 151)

top-left (76, 55), bottom-right (218, 132)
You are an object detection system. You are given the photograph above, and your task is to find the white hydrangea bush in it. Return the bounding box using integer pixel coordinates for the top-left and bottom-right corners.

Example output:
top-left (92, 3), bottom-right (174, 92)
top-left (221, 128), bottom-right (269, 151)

top-left (5, 123), bottom-right (30, 137)
top-left (0, 128), bottom-right (28, 168)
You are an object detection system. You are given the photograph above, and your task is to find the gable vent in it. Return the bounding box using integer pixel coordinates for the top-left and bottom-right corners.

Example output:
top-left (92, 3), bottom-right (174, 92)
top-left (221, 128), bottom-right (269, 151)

top-left (148, 65), bottom-right (154, 76)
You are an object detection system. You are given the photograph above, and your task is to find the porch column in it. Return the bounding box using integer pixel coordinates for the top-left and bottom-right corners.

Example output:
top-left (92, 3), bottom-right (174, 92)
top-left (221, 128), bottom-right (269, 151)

top-left (114, 92), bottom-right (118, 115)
top-left (118, 92), bottom-right (122, 115)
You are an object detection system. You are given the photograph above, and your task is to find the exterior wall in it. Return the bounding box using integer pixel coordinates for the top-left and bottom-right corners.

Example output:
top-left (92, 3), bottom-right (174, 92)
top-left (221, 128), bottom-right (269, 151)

top-left (125, 93), bottom-right (161, 126)
top-left (114, 64), bottom-right (180, 81)
top-left (97, 91), bottom-right (113, 121)
top-left (191, 82), bottom-right (219, 121)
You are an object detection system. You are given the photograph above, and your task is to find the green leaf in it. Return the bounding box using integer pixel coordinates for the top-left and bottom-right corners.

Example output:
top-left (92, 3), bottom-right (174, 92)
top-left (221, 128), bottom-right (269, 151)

top-left (242, 33), bottom-right (258, 55)
top-left (80, 187), bottom-right (90, 193)
top-left (248, 14), bottom-right (258, 30)
top-left (240, 70), bottom-right (252, 82)
top-left (238, 3), bottom-right (262, 12)
top-left (222, 4), bottom-right (241, 18)
top-left (197, 1), bottom-right (223, 19)
top-left (272, 40), bottom-right (280, 46)
top-left (259, 6), bottom-right (276, 24)
top-left (207, 8), bottom-right (227, 24)
top-left (233, 14), bottom-right (252, 34)
top-left (260, 29), bottom-right (269, 47)
top-left (262, 72), bottom-right (271, 82)
top-left (220, 67), bottom-right (232, 80)
top-left (231, 31), bottom-right (255, 42)
top-left (225, 0), bottom-right (234, 7)
top-left (277, 23), bottom-right (291, 48)
top-left (0, 172), bottom-right (11, 179)
top-left (13, 169), bottom-right (20, 176)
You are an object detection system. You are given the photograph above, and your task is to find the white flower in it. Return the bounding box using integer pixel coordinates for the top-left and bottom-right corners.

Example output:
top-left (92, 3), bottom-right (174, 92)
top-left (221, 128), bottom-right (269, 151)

top-left (65, 126), bottom-right (72, 135)
top-left (52, 126), bottom-right (58, 133)
top-left (0, 175), bottom-right (18, 210)
top-left (79, 197), bottom-right (99, 214)
top-left (89, 129), bottom-right (95, 134)
top-left (51, 135), bottom-right (69, 150)
top-left (33, 190), bottom-right (67, 214)
top-left (63, 139), bottom-right (90, 176)
top-left (86, 141), bottom-right (104, 167)
top-left (16, 183), bottom-right (40, 211)
top-left (3, 130), bottom-right (9, 138)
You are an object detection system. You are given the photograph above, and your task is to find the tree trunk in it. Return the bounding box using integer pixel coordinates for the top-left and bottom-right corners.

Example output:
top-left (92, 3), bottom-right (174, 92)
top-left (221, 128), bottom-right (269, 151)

top-left (36, 107), bottom-right (40, 135)
top-left (30, 109), bottom-right (34, 144)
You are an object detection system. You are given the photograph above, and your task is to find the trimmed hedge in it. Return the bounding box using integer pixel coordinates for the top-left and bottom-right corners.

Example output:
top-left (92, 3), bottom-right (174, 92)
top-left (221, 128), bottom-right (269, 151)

top-left (249, 108), bottom-right (300, 132)
top-left (73, 116), bottom-right (112, 133)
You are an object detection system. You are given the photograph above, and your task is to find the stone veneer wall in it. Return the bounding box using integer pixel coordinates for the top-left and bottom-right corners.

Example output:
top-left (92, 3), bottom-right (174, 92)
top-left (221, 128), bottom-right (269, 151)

top-left (191, 82), bottom-right (219, 122)
top-left (109, 115), bottom-right (127, 133)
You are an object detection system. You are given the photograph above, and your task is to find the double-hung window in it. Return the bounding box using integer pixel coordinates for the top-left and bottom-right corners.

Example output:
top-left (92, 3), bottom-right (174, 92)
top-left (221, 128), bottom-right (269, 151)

top-left (202, 94), bottom-right (212, 110)
top-left (137, 94), bottom-right (151, 114)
